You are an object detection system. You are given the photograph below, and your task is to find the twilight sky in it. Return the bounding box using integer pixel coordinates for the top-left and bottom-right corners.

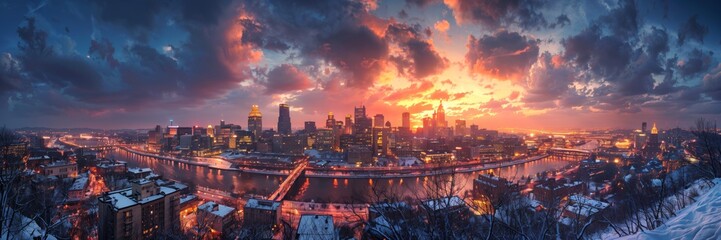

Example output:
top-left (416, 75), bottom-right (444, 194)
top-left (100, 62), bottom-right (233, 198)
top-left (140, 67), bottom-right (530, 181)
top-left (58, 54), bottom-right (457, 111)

top-left (1, 0), bottom-right (721, 131)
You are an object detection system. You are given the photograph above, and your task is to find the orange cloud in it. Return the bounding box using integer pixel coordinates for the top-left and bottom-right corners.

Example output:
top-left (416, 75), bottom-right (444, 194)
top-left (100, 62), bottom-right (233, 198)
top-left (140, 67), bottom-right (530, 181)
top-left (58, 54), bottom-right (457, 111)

top-left (434, 19), bottom-right (450, 33)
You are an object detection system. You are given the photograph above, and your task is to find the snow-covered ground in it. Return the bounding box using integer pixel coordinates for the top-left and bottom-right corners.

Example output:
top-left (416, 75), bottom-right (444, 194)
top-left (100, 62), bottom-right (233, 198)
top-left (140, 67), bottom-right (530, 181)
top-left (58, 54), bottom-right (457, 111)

top-left (618, 179), bottom-right (721, 240)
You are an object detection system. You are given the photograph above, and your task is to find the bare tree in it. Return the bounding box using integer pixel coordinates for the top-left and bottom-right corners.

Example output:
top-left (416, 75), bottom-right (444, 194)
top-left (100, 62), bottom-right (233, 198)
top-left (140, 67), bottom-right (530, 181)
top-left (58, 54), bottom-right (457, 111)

top-left (686, 118), bottom-right (721, 178)
top-left (1, 127), bottom-right (30, 239)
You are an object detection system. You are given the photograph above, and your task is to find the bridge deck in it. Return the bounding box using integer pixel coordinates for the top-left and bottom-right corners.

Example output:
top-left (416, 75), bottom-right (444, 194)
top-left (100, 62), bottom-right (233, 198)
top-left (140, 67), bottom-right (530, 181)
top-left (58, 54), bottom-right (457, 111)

top-left (268, 160), bottom-right (308, 201)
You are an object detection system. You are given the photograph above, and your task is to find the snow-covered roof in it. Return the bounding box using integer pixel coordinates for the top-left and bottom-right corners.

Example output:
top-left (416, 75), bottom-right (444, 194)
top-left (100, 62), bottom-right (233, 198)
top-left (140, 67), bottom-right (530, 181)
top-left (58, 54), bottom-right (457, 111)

top-left (565, 195), bottom-right (610, 217)
top-left (423, 196), bottom-right (466, 211)
top-left (69, 177), bottom-right (88, 191)
top-left (128, 167), bottom-right (152, 174)
top-left (244, 198), bottom-right (280, 211)
top-left (180, 195), bottom-right (197, 205)
top-left (103, 191), bottom-right (137, 209)
top-left (100, 180), bottom-right (185, 210)
top-left (297, 214), bottom-right (335, 240)
top-left (198, 201), bottom-right (235, 218)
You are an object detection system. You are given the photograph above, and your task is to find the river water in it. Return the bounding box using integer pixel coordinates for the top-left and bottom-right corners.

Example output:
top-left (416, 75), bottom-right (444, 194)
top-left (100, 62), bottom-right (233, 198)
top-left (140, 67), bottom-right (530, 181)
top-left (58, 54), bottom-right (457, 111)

top-left (105, 150), bottom-right (570, 203)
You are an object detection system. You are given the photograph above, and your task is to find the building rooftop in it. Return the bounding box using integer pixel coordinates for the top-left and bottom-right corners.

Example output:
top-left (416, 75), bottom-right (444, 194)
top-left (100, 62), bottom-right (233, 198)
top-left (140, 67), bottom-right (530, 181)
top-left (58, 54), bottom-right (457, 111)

top-left (128, 167), bottom-right (152, 174)
top-left (423, 196), bottom-right (466, 211)
top-left (244, 198), bottom-right (281, 211)
top-left (199, 201), bottom-right (236, 218)
top-left (69, 177), bottom-right (88, 191)
top-left (99, 180), bottom-right (185, 210)
top-left (297, 214), bottom-right (335, 240)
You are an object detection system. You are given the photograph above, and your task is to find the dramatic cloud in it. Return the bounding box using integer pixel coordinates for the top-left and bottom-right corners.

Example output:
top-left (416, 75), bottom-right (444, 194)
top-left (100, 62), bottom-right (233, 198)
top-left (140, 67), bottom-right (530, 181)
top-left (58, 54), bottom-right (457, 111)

top-left (466, 30), bottom-right (540, 81)
top-left (434, 19), bottom-right (450, 33)
top-left (261, 64), bottom-right (314, 94)
top-left (443, 0), bottom-right (547, 29)
top-left (677, 15), bottom-right (709, 45)
top-left (703, 64), bottom-right (721, 100)
top-left (386, 23), bottom-right (448, 79)
top-left (524, 52), bottom-right (576, 104)
top-left (549, 14), bottom-right (570, 29)
top-left (678, 48), bottom-right (714, 78)
top-left (1, 0), bottom-right (721, 130)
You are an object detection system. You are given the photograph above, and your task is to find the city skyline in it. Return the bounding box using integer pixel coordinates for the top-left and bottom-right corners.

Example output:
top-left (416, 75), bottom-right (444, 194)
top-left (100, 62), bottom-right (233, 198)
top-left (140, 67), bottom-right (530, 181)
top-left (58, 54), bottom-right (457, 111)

top-left (2, 1), bottom-right (721, 130)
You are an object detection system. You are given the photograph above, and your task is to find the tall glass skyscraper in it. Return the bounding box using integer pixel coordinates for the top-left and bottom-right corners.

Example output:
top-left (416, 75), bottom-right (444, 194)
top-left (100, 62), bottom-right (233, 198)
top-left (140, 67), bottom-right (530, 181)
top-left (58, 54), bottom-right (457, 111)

top-left (278, 104), bottom-right (291, 135)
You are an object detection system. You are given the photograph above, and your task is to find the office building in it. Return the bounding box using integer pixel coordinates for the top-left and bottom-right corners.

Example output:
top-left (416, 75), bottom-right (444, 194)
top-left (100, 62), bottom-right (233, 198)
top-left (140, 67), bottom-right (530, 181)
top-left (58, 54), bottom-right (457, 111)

top-left (304, 121), bottom-right (317, 133)
top-left (326, 112), bottom-right (335, 128)
top-left (278, 104), bottom-right (292, 135)
top-left (373, 114), bottom-right (385, 127)
top-left (402, 112), bottom-right (410, 129)
top-left (248, 104), bottom-right (263, 141)
top-left (455, 120), bottom-right (467, 136)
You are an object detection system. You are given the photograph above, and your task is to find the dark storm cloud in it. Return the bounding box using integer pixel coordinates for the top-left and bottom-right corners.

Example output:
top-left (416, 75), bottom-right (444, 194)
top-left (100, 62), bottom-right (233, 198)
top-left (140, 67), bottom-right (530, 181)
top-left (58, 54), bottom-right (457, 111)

top-left (599, 0), bottom-right (638, 38)
top-left (548, 14), bottom-right (570, 29)
top-left (240, 0), bottom-right (390, 88)
top-left (406, 39), bottom-right (447, 78)
top-left (320, 26), bottom-right (389, 88)
top-left (3, 0), bottom-right (258, 116)
top-left (562, 26), bottom-right (632, 78)
top-left (678, 48), bottom-right (714, 78)
top-left (466, 30), bottom-right (540, 81)
top-left (677, 15), bottom-right (709, 46)
top-left (524, 52), bottom-right (576, 103)
top-left (88, 38), bottom-right (118, 67)
top-left (385, 23), bottom-right (448, 79)
top-left (444, 0), bottom-right (547, 29)
top-left (0, 53), bottom-right (23, 94)
top-left (260, 64), bottom-right (313, 94)
top-left (703, 65), bottom-right (721, 100)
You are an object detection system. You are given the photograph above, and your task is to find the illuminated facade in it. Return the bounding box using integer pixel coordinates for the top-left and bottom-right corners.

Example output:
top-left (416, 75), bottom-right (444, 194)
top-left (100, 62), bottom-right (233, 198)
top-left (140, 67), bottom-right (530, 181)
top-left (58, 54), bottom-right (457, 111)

top-left (248, 104), bottom-right (263, 141)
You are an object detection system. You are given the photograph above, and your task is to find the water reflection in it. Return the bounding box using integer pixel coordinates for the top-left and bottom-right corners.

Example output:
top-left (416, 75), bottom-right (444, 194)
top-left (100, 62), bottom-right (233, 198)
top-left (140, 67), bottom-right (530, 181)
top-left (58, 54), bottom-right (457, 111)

top-left (109, 150), bottom-right (569, 203)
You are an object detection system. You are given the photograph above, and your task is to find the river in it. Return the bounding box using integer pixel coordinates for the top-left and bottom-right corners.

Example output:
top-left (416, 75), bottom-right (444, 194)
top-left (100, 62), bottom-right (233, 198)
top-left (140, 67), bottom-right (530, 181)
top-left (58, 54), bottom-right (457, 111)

top-left (105, 149), bottom-right (571, 203)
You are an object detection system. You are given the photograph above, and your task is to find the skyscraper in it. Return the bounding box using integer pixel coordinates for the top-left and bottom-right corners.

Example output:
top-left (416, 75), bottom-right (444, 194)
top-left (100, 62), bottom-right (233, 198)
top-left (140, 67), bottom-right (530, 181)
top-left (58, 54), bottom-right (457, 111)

top-left (326, 112), bottom-right (335, 128)
top-left (248, 104), bottom-right (262, 141)
top-left (642, 122), bottom-right (648, 133)
top-left (646, 123), bottom-right (660, 157)
top-left (304, 121), bottom-right (317, 133)
top-left (436, 101), bottom-right (447, 128)
top-left (402, 112), bottom-right (410, 129)
top-left (455, 120), bottom-right (467, 136)
top-left (344, 114), bottom-right (353, 134)
top-left (373, 114), bottom-right (385, 127)
top-left (278, 104), bottom-right (291, 135)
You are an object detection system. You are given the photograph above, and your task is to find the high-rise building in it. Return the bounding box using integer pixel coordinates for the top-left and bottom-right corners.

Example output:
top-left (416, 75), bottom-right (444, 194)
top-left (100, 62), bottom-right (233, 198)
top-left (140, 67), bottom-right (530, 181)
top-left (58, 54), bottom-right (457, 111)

top-left (278, 104), bottom-right (291, 135)
top-left (642, 122), bottom-right (648, 133)
top-left (248, 104), bottom-right (263, 141)
top-left (402, 112), bottom-right (410, 129)
top-left (326, 112), bottom-right (335, 128)
top-left (373, 114), bottom-right (385, 127)
top-left (354, 106), bottom-right (366, 122)
top-left (645, 123), bottom-right (660, 157)
top-left (304, 121), bottom-right (317, 133)
top-left (344, 115), bottom-right (353, 134)
top-left (455, 120), bottom-right (467, 136)
top-left (470, 124), bottom-right (479, 139)
top-left (436, 101), bottom-right (447, 128)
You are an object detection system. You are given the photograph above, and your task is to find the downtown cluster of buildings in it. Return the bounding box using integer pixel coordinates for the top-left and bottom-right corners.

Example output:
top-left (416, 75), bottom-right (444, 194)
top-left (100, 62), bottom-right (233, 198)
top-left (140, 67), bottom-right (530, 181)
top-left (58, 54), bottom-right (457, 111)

top-left (142, 101), bottom-right (536, 166)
